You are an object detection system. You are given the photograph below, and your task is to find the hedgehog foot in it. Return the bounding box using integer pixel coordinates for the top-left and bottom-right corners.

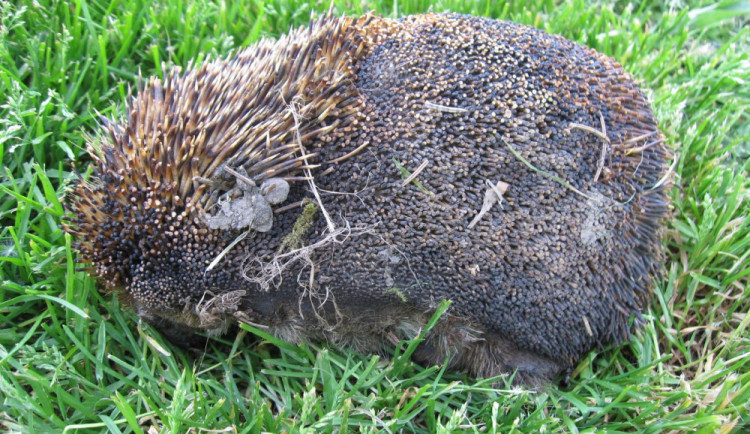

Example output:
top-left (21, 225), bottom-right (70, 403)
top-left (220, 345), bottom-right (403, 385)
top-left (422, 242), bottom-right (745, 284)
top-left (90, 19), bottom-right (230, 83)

top-left (411, 321), bottom-right (564, 387)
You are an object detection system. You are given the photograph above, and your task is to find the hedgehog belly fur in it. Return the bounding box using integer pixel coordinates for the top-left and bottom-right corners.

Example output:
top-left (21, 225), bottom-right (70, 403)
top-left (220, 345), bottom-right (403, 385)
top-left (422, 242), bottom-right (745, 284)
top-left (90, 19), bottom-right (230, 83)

top-left (67, 13), bottom-right (671, 386)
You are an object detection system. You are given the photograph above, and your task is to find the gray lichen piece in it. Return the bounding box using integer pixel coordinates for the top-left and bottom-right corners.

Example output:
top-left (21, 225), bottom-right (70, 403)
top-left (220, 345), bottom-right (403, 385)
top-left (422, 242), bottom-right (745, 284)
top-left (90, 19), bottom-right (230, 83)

top-left (580, 192), bottom-right (615, 245)
top-left (248, 194), bottom-right (274, 232)
top-left (260, 178), bottom-right (290, 205)
top-left (204, 190), bottom-right (274, 232)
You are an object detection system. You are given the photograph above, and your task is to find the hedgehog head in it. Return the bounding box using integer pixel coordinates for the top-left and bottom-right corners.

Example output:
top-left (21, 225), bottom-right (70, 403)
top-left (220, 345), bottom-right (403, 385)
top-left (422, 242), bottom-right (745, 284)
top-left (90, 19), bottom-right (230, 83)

top-left (65, 14), bottom-right (374, 315)
top-left (66, 116), bottom-right (228, 311)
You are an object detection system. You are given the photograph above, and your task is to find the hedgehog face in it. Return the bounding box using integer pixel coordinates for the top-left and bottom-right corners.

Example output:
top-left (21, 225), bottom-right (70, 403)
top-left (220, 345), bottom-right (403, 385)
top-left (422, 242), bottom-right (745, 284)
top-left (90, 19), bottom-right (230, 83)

top-left (68, 176), bottom-right (208, 307)
top-left (126, 224), bottom-right (221, 311)
top-left (67, 172), bottom-right (256, 342)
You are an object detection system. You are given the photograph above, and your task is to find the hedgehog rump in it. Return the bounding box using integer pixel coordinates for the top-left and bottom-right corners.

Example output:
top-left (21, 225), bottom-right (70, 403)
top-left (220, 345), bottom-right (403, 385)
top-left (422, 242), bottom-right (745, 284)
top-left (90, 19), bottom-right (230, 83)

top-left (66, 13), bottom-right (671, 386)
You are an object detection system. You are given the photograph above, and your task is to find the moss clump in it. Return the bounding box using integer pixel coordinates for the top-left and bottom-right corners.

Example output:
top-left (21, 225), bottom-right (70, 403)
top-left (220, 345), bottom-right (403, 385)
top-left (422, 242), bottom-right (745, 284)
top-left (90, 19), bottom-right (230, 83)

top-left (384, 286), bottom-right (408, 303)
top-left (277, 202), bottom-right (318, 254)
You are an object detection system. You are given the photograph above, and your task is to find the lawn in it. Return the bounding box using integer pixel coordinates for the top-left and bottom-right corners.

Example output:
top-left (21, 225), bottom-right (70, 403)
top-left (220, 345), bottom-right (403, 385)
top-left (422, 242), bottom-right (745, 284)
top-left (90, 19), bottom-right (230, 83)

top-left (1, 0), bottom-right (748, 431)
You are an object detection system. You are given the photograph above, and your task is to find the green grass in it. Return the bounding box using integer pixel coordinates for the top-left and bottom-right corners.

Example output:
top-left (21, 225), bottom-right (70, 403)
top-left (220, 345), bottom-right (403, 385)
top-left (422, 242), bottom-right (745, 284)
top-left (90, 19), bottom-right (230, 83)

top-left (1, 0), bottom-right (748, 431)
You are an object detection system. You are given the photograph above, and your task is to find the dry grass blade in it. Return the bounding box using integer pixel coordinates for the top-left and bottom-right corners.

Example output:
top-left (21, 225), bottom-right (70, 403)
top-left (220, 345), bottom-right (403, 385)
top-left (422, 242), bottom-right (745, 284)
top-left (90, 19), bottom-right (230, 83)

top-left (393, 158), bottom-right (433, 195)
top-left (569, 122), bottom-right (610, 144)
top-left (401, 159), bottom-right (429, 187)
top-left (424, 101), bottom-right (468, 113)
top-left (502, 138), bottom-right (591, 199)
top-left (287, 97), bottom-right (336, 233)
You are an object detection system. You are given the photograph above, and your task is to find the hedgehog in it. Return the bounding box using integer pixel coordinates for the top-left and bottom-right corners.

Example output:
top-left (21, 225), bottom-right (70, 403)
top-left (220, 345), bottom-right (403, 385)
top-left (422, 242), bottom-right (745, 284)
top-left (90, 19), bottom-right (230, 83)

top-left (65, 12), bottom-right (671, 386)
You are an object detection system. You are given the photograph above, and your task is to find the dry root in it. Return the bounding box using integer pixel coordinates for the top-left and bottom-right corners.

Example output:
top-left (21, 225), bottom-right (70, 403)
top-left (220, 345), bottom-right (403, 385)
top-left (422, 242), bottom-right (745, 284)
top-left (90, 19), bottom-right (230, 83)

top-left (242, 219), bottom-right (374, 293)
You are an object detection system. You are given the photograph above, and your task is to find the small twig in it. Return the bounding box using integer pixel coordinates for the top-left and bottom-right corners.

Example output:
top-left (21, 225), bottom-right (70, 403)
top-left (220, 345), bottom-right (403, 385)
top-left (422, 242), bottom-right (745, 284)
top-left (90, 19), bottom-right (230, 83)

top-left (594, 115), bottom-right (608, 182)
top-left (593, 112), bottom-right (609, 182)
top-left (424, 101), bottom-right (468, 114)
top-left (569, 122), bottom-right (610, 144)
top-left (393, 158), bottom-right (433, 195)
top-left (593, 140), bottom-right (607, 183)
top-left (582, 316), bottom-right (593, 337)
top-left (273, 200), bottom-right (306, 214)
top-left (624, 130), bottom-right (658, 144)
top-left (625, 138), bottom-right (664, 156)
top-left (326, 139), bottom-right (372, 164)
top-left (205, 228), bottom-right (252, 273)
top-left (486, 180), bottom-right (507, 201)
top-left (401, 159), bottom-right (429, 187)
top-left (319, 166), bottom-right (335, 177)
top-left (502, 139), bottom-right (591, 199)
top-left (468, 180), bottom-right (509, 229)
top-left (570, 112), bottom-right (611, 183)
top-left (223, 166), bottom-right (256, 187)
top-left (650, 153), bottom-right (678, 191)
